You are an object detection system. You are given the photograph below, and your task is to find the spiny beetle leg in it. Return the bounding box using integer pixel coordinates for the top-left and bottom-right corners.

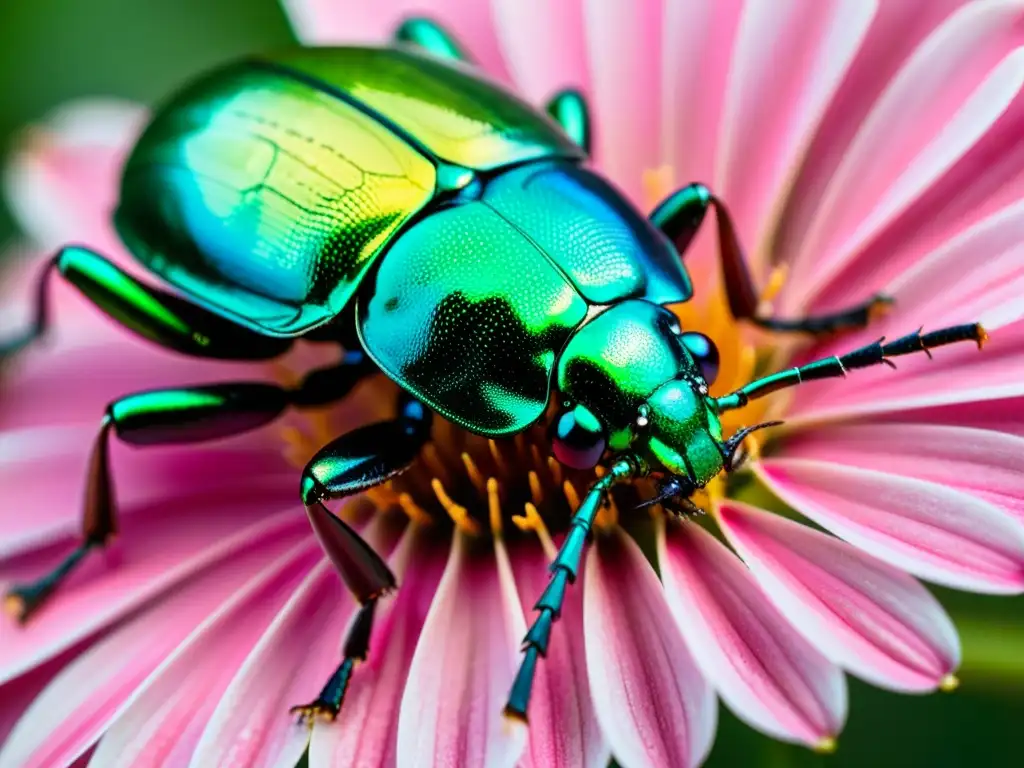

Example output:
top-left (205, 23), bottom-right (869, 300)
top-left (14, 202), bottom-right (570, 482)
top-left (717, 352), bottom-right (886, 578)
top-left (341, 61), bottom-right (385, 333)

top-left (5, 354), bottom-right (378, 622)
top-left (293, 394), bottom-right (430, 720)
top-left (394, 16), bottom-right (470, 62)
top-left (291, 599), bottom-right (378, 723)
top-left (650, 184), bottom-right (893, 335)
top-left (0, 246), bottom-right (292, 365)
top-left (715, 323), bottom-right (987, 413)
top-left (545, 89), bottom-right (591, 155)
top-left (505, 459), bottom-right (635, 722)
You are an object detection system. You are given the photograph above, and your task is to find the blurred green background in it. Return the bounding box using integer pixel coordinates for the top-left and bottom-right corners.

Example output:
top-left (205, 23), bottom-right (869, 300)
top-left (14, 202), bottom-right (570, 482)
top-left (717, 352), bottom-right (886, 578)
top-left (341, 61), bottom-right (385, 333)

top-left (1, 1), bottom-right (1022, 766)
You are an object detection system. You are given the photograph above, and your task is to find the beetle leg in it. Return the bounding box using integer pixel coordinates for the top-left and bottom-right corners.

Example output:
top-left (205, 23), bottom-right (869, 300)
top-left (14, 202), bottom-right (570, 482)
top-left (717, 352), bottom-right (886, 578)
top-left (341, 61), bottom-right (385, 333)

top-left (4, 356), bottom-right (377, 622)
top-left (292, 393), bottom-right (430, 721)
top-left (715, 323), bottom-right (987, 413)
top-left (0, 245), bottom-right (293, 366)
top-left (545, 89), bottom-right (591, 155)
top-left (505, 458), bottom-right (636, 722)
top-left (650, 185), bottom-right (893, 335)
top-left (394, 16), bottom-right (471, 62)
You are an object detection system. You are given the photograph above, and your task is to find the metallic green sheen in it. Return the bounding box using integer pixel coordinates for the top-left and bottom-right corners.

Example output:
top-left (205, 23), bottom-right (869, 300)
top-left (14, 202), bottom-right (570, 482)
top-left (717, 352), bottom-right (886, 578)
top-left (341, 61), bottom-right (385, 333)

top-left (358, 201), bottom-right (588, 435)
top-left (394, 17), bottom-right (469, 62)
top-left (116, 62), bottom-right (435, 337)
top-left (546, 90), bottom-right (591, 154)
top-left (644, 380), bottom-right (724, 484)
top-left (265, 47), bottom-right (583, 171)
top-left (483, 163), bottom-right (692, 306)
top-left (556, 301), bottom-right (690, 450)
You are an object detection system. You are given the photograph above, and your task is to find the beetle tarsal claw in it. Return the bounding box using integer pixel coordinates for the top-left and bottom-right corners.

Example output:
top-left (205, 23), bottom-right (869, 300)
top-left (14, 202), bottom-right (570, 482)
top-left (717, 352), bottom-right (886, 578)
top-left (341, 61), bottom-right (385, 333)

top-left (289, 700), bottom-right (338, 724)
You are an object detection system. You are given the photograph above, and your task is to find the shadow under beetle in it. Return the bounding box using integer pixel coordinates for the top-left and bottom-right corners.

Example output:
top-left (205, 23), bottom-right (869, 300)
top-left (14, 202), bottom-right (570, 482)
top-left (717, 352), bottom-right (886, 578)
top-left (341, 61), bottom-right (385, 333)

top-left (0, 17), bottom-right (986, 723)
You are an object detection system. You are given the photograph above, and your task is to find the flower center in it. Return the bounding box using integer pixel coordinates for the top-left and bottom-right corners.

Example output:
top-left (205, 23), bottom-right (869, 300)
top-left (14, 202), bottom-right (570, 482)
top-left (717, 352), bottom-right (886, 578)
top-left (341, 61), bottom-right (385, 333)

top-left (280, 385), bottom-right (659, 543)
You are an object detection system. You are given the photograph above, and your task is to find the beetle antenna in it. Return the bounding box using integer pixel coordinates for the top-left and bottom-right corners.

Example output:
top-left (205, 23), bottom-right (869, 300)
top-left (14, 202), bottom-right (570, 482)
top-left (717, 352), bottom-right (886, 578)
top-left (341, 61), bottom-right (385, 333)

top-left (720, 421), bottom-right (783, 470)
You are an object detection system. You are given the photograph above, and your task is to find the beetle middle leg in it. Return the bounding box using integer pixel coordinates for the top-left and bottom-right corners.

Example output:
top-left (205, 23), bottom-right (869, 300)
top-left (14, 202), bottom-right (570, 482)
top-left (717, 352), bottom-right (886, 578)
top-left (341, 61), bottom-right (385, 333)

top-left (3, 353), bottom-right (377, 622)
top-left (291, 392), bottom-right (431, 721)
top-left (650, 184), bottom-right (893, 335)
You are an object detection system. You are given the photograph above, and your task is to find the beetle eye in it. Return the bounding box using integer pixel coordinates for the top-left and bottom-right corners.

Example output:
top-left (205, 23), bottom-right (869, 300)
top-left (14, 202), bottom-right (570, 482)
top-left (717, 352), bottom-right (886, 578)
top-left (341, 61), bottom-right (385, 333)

top-left (551, 405), bottom-right (607, 470)
top-left (681, 332), bottom-right (720, 385)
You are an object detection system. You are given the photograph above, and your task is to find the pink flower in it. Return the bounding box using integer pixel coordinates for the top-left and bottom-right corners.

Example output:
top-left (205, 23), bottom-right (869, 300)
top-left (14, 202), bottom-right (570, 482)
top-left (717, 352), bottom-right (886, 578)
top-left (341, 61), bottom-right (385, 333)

top-left (3, 1), bottom-right (1024, 766)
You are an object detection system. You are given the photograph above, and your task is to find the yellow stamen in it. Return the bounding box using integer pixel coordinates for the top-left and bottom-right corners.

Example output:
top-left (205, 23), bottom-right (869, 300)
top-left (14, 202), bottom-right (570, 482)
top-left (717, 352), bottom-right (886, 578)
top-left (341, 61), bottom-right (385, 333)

top-left (364, 484), bottom-right (398, 512)
top-left (940, 673), bottom-right (960, 693)
top-left (546, 456), bottom-right (563, 489)
top-left (642, 164), bottom-right (676, 210)
top-left (488, 439), bottom-right (509, 476)
top-left (528, 470), bottom-right (544, 507)
top-left (513, 501), bottom-right (558, 559)
top-left (487, 477), bottom-right (503, 537)
top-left (760, 264), bottom-right (789, 304)
top-left (422, 443), bottom-right (450, 487)
top-left (397, 492), bottom-right (432, 525)
top-left (431, 478), bottom-right (479, 534)
top-left (460, 452), bottom-right (488, 498)
top-left (562, 480), bottom-right (582, 513)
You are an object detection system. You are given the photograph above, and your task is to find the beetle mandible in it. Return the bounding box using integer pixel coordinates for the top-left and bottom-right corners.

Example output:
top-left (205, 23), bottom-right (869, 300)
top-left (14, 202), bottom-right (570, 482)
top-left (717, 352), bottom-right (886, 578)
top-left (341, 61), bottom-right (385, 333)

top-left (0, 18), bottom-right (986, 722)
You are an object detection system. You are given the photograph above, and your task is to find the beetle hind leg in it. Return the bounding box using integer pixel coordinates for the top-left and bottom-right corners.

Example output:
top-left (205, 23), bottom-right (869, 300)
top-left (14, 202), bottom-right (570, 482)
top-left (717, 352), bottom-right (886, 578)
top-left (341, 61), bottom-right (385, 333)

top-left (651, 185), bottom-right (893, 335)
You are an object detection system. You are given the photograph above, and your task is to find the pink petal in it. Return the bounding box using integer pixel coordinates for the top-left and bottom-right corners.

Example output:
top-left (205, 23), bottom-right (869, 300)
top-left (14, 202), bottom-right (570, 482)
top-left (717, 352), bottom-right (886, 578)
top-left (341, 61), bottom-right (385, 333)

top-left (716, 0), bottom-right (874, 265)
top-left (756, 458), bottom-right (1024, 594)
top-left (0, 541), bottom-right (319, 768)
top-left (0, 429), bottom-right (289, 558)
top-left (717, 502), bottom-right (961, 692)
top-left (782, 423), bottom-right (1024, 522)
top-left (771, 0), bottom-right (969, 274)
top-left (509, 540), bottom-right (608, 768)
top-left (783, 1), bottom-right (1024, 306)
top-left (891, 394), bottom-right (1024, 437)
top-left (583, 0), bottom-right (664, 200)
top-left (660, 0), bottom-right (744, 187)
top-left (3, 100), bottom-right (144, 252)
top-left (397, 531), bottom-right (527, 768)
top-left (282, 0), bottom-right (511, 81)
top-left (0, 495), bottom-right (299, 684)
top-left (491, 0), bottom-right (588, 103)
top-left (0, 654), bottom-right (68, 746)
top-left (85, 543), bottom-right (321, 768)
top-left (584, 527), bottom-right (716, 768)
top-left (658, 519), bottom-right (847, 748)
top-left (190, 516), bottom-right (402, 768)
top-left (308, 523), bottom-right (448, 768)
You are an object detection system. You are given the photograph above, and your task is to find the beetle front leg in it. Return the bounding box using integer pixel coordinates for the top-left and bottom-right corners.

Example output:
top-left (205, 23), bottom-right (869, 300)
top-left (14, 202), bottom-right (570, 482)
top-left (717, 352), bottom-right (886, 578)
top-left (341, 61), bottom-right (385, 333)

top-left (1, 245), bottom-right (293, 365)
top-left (650, 184), bottom-right (892, 335)
top-left (292, 393), bottom-right (431, 721)
top-left (505, 458), bottom-right (636, 722)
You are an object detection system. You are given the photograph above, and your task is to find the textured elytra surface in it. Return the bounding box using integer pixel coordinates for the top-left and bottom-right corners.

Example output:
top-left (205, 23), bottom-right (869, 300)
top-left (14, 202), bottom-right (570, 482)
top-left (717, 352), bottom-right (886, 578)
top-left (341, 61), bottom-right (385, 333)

top-left (116, 63), bottom-right (435, 336)
top-left (266, 46), bottom-right (583, 171)
top-left (359, 201), bottom-right (588, 435)
top-left (485, 163), bottom-right (691, 306)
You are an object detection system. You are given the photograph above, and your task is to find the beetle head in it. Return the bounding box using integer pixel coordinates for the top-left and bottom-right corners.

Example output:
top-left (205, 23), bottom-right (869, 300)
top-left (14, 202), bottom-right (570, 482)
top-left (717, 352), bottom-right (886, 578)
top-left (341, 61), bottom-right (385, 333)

top-left (552, 300), bottom-right (734, 484)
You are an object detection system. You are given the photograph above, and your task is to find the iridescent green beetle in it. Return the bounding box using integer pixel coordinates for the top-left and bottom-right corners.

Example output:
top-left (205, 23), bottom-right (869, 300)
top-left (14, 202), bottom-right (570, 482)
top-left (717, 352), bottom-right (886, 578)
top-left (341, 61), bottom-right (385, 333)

top-left (0, 18), bottom-right (986, 723)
